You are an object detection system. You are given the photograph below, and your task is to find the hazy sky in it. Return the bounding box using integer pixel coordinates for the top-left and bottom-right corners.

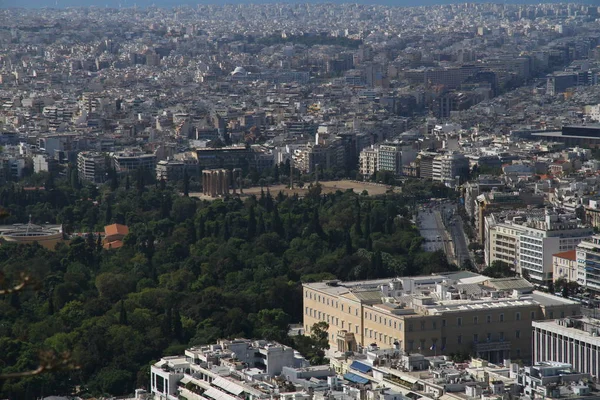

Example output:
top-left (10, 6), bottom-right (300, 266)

top-left (3, 0), bottom-right (591, 8)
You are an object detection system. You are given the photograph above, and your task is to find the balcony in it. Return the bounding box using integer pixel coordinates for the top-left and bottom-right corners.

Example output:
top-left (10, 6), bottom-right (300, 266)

top-left (473, 341), bottom-right (512, 353)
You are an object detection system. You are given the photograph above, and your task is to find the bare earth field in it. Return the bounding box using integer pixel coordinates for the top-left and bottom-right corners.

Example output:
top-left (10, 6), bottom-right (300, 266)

top-left (190, 180), bottom-right (398, 200)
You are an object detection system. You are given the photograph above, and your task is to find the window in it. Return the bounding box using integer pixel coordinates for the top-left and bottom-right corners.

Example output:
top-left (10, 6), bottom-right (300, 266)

top-left (394, 321), bottom-right (397, 329)
top-left (515, 312), bottom-right (521, 321)
top-left (348, 306), bottom-right (351, 314)
top-left (421, 321), bottom-right (426, 331)
top-left (516, 349), bottom-right (521, 357)
top-left (550, 311), bottom-right (554, 318)
top-left (457, 317), bottom-right (462, 326)
top-left (341, 305), bottom-right (344, 312)
top-left (487, 332), bottom-right (492, 341)
top-left (487, 315), bottom-right (491, 323)
top-left (420, 339), bottom-right (426, 350)
top-left (305, 307), bottom-right (308, 314)
top-left (442, 319), bottom-right (446, 327)
top-left (408, 341), bottom-right (414, 351)
top-left (457, 335), bottom-right (462, 344)
top-left (531, 311), bottom-right (535, 320)
top-left (433, 321), bottom-right (437, 330)
top-left (441, 337), bottom-right (447, 348)
top-left (341, 321), bottom-right (344, 329)
top-left (561, 311), bottom-right (565, 318)
top-left (516, 330), bottom-right (520, 339)
top-left (500, 332), bottom-right (504, 340)
top-left (408, 323), bottom-right (413, 332)
top-left (473, 334), bottom-right (479, 343)
top-left (499, 313), bottom-right (504, 322)
top-left (473, 316), bottom-right (478, 325)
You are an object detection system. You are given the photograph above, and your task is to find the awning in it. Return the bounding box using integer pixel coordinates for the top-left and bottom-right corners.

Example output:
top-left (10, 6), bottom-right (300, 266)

top-left (204, 387), bottom-right (238, 400)
top-left (350, 361), bottom-right (372, 373)
top-left (344, 373), bottom-right (370, 385)
top-left (212, 376), bottom-right (245, 396)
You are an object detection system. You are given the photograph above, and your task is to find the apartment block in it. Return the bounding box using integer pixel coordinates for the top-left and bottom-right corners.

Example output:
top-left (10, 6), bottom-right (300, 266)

top-left (112, 149), bottom-right (157, 173)
top-left (359, 146), bottom-right (378, 179)
top-left (485, 209), bottom-right (592, 285)
top-left (150, 339), bottom-right (309, 400)
top-left (576, 235), bottom-right (600, 293)
top-left (77, 151), bottom-right (106, 183)
top-left (303, 272), bottom-right (580, 364)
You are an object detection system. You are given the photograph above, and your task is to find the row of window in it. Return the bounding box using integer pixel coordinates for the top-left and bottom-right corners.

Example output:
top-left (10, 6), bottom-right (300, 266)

top-left (305, 307), bottom-right (360, 334)
top-left (305, 290), bottom-right (359, 316)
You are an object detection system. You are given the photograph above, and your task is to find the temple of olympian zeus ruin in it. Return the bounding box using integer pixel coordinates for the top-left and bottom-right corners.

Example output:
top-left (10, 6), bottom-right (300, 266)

top-left (201, 168), bottom-right (242, 197)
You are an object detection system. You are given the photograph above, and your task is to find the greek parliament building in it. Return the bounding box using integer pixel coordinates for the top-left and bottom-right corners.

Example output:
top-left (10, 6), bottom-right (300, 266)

top-left (303, 272), bottom-right (580, 363)
top-left (532, 316), bottom-right (600, 380)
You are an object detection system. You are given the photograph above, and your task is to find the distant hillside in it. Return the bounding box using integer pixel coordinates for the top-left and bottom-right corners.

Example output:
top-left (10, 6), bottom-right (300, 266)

top-left (5, 0), bottom-right (600, 9)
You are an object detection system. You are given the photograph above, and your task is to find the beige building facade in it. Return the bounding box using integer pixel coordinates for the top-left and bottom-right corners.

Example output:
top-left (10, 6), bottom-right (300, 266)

top-left (303, 273), bottom-right (580, 363)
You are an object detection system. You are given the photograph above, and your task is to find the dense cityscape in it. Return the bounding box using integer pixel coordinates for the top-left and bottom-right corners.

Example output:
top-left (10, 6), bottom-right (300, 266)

top-left (3, 2), bottom-right (600, 400)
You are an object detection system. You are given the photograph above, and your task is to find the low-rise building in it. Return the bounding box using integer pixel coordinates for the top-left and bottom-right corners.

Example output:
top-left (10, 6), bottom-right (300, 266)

top-left (552, 250), bottom-right (578, 284)
top-left (303, 272), bottom-right (580, 363)
top-left (150, 339), bottom-right (309, 400)
top-left (532, 317), bottom-right (600, 381)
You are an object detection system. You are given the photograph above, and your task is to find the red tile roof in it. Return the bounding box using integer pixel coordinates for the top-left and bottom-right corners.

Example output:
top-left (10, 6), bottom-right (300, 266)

top-left (104, 224), bottom-right (129, 237)
top-left (552, 249), bottom-right (576, 261)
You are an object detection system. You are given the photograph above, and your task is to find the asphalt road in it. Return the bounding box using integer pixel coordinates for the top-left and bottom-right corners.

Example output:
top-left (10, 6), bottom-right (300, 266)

top-left (417, 209), bottom-right (445, 253)
top-left (418, 202), bottom-right (472, 266)
top-left (449, 215), bottom-right (470, 267)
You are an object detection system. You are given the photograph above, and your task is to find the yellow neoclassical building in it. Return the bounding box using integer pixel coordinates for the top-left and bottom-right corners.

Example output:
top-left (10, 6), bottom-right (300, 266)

top-left (303, 272), bottom-right (580, 363)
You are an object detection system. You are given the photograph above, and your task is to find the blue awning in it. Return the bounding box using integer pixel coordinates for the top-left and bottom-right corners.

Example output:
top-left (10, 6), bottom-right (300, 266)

top-left (344, 373), bottom-right (370, 385)
top-left (350, 361), bottom-right (372, 373)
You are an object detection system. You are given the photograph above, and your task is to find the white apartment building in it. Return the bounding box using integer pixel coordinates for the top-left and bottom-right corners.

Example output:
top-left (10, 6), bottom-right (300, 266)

top-left (576, 235), bottom-right (600, 293)
top-left (485, 210), bottom-right (592, 285)
top-left (377, 144), bottom-right (402, 176)
top-left (77, 151), bottom-right (106, 183)
top-left (151, 339), bottom-right (309, 400)
top-left (532, 317), bottom-right (600, 380)
top-left (432, 152), bottom-right (469, 188)
top-left (359, 146), bottom-right (378, 179)
top-left (485, 214), bottom-right (525, 267)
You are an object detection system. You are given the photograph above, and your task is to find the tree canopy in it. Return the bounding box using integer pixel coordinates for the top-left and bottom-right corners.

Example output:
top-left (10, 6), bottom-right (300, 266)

top-left (0, 175), bottom-right (455, 399)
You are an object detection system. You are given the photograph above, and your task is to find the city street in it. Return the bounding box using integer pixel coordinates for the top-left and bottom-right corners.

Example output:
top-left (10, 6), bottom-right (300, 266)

top-left (418, 201), bottom-right (472, 267)
top-left (417, 209), bottom-right (445, 253)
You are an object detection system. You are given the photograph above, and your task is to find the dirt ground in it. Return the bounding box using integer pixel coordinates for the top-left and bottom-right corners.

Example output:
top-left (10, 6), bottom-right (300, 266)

top-left (189, 180), bottom-right (398, 200)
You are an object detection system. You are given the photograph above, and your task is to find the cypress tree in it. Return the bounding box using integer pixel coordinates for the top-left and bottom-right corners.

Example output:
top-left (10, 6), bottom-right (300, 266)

top-left (183, 170), bottom-right (190, 197)
top-left (271, 207), bottom-right (283, 236)
top-left (247, 206), bottom-right (257, 239)
top-left (257, 212), bottom-right (266, 236)
top-left (119, 300), bottom-right (128, 325)
top-left (173, 309), bottom-right (183, 340)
